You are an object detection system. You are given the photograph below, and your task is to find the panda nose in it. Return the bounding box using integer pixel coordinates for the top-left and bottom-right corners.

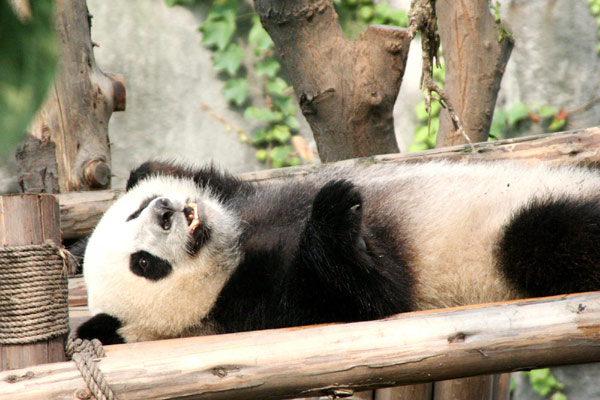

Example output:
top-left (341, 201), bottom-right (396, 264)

top-left (153, 197), bottom-right (175, 231)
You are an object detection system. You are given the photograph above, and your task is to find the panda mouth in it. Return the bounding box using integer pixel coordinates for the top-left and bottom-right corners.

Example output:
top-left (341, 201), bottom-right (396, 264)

top-left (184, 202), bottom-right (211, 256)
top-left (184, 203), bottom-right (200, 234)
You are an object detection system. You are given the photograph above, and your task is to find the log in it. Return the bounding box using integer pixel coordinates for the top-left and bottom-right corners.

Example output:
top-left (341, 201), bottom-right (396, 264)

top-left (0, 195), bottom-right (65, 371)
top-left (58, 189), bottom-right (121, 240)
top-left (56, 127), bottom-right (600, 239)
top-left (16, 0), bottom-right (125, 194)
top-left (2, 292), bottom-right (600, 400)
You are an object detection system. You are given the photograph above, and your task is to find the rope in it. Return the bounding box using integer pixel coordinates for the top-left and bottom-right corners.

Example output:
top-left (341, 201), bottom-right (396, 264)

top-left (0, 241), bottom-right (77, 344)
top-left (66, 333), bottom-right (118, 400)
top-left (0, 241), bottom-right (117, 399)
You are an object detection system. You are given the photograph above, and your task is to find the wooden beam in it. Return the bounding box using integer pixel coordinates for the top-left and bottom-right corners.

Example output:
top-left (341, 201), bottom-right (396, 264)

top-left (2, 292), bottom-right (600, 400)
top-left (56, 127), bottom-right (600, 240)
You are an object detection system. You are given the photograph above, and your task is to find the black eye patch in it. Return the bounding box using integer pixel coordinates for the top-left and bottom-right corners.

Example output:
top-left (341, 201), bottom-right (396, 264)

top-left (127, 195), bottom-right (159, 222)
top-left (130, 250), bottom-right (173, 281)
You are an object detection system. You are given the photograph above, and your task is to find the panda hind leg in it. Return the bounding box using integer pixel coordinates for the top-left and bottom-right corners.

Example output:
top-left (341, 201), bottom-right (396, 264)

top-left (498, 197), bottom-right (600, 297)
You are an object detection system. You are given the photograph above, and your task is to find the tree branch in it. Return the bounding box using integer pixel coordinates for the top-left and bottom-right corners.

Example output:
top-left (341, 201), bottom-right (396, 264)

top-left (254, 0), bottom-right (411, 161)
top-left (434, 0), bottom-right (514, 147)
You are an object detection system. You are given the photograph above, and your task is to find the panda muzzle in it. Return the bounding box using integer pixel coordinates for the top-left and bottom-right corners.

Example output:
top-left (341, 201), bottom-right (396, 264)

top-left (153, 197), bottom-right (176, 231)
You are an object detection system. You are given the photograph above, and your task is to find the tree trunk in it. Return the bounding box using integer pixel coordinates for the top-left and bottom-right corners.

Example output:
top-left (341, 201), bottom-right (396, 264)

top-left (435, 0), bottom-right (513, 146)
top-left (16, 0), bottom-right (125, 194)
top-left (254, 0), bottom-right (411, 161)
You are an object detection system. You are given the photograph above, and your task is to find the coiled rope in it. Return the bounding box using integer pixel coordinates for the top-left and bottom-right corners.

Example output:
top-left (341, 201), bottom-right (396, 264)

top-left (0, 241), bottom-right (76, 344)
top-left (1, 241), bottom-right (117, 399)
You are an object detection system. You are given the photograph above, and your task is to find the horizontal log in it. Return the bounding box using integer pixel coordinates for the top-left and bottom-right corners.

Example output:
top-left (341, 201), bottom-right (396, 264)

top-left (57, 127), bottom-right (600, 239)
top-left (2, 292), bottom-right (600, 400)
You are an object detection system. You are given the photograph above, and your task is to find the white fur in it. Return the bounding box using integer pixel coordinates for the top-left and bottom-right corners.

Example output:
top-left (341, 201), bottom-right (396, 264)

top-left (347, 161), bottom-right (600, 309)
top-left (84, 175), bottom-right (241, 342)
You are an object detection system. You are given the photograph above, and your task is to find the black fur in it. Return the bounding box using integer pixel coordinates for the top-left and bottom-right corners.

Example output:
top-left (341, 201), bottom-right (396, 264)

top-left (130, 250), bottom-right (173, 281)
top-left (124, 162), bottom-right (413, 333)
top-left (127, 195), bottom-right (158, 221)
top-left (498, 196), bottom-right (600, 297)
top-left (127, 160), bottom-right (254, 201)
top-left (209, 178), bottom-right (413, 333)
top-left (77, 313), bottom-right (124, 345)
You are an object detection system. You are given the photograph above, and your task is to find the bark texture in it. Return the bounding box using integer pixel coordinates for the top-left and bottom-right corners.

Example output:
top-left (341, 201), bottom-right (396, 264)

top-left (254, 0), bottom-right (411, 161)
top-left (435, 0), bottom-right (513, 146)
top-left (16, 0), bottom-right (125, 194)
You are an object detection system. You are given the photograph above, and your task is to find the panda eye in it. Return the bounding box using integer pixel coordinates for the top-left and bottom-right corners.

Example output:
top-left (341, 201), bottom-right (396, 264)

top-left (130, 250), bottom-right (173, 281)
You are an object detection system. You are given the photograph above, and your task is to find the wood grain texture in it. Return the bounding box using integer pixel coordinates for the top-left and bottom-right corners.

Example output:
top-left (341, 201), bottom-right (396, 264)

top-left (0, 195), bottom-right (65, 371)
top-left (17, 0), bottom-right (124, 194)
top-left (2, 292), bottom-right (600, 399)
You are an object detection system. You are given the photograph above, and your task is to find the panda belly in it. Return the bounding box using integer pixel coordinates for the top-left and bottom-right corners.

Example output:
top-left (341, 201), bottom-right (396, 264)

top-left (402, 200), bottom-right (523, 310)
top-left (358, 161), bottom-right (600, 311)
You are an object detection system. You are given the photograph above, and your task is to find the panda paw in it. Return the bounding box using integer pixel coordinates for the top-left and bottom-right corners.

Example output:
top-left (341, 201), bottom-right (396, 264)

top-left (310, 179), bottom-right (363, 234)
top-left (76, 313), bottom-right (125, 345)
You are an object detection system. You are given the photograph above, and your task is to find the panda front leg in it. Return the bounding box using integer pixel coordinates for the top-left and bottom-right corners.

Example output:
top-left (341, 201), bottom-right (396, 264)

top-left (76, 313), bottom-right (125, 345)
top-left (281, 179), bottom-right (389, 326)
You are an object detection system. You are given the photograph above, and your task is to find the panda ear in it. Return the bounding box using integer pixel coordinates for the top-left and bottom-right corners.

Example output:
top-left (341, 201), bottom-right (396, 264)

top-left (126, 161), bottom-right (194, 191)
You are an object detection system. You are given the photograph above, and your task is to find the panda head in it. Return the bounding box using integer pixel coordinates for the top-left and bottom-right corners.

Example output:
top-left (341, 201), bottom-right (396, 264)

top-left (83, 174), bottom-right (242, 342)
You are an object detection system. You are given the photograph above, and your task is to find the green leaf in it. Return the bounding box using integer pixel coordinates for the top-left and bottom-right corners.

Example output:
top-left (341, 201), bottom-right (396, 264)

top-left (223, 78), bottom-right (248, 106)
top-left (201, 19), bottom-right (236, 51)
top-left (165, 0), bottom-right (196, 6)
top-left (408, 142), bottom-right (430, 152)
top-left (249, 15), bottom-right (274, 53)
top-left (358, 5), bottom-right (375, 22)
top-left (272, 95), bottom-right (296, 116)
top-left (243, 106), bottom-right (284, 123)
top-left (255, 148), bottom-right (267, 162)
top-left (285, 115), bottom-right (300, 131)
top-left (271, 125), bottom-right (291, 144)
top-left (388, 9), bottom-right (408, 27)
top-left (490, 109), bottom-right (507, 139)
top-left (0, 0), bottom-right (58, 154)
top-left (266, 77), bottom-right (290, 96)
top-left (507, 102), bottom-right (530, 126)
top-left (270, 145), bottom-right (294, 167)
top-left (251, 129), bottom-right (268, 146)
top-left (430, 100), bottom-right (442, 117)
top-left (256, 58), bottom-right (280, 79)
top-left (200, 0), bottom-right (238, 51)
top-left (537, 105), bottom-right (558, 119)
top-left (287, 157), bottom-right (300, 167)
top-left (549, 117), bottom-right (566, 132)
top-left (413, 125), bottom-right (429, 143)
top-left (550, 392), bottom-right (567, 400)
top-left (415, 101), bottom-right (429, 122)
top-left (212, 43), bottom-right (244, 76)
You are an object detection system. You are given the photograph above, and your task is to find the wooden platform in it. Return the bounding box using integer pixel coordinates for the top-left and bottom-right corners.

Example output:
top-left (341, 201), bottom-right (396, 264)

top-left (68, 276), bottom-right (90, 333)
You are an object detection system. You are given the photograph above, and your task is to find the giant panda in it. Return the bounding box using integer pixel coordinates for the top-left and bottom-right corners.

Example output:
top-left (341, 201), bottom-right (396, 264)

top-left (76, 159), bottom-right (600, 344)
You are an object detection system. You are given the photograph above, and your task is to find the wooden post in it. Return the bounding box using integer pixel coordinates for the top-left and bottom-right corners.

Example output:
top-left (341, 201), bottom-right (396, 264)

top-left (16, 0), bottom-right (124, 194)
top-left (0, 194), bottom-right (65, 371)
